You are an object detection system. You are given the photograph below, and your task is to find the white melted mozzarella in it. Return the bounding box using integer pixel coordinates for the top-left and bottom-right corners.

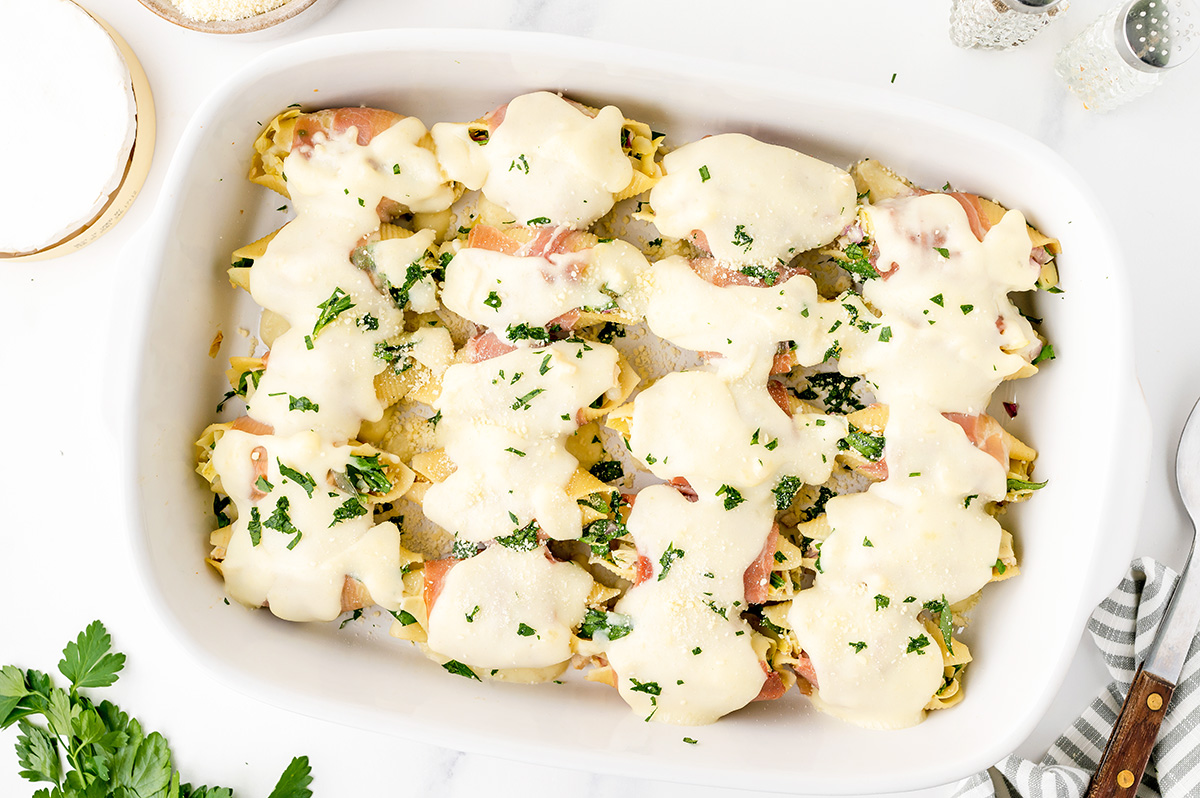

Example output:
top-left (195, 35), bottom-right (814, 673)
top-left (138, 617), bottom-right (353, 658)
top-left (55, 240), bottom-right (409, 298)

top-left (649, 133), bottom-right (856, 265)
top-left (839, 194), bottom-right (1040, 413)
top-left (787, 583), bottom-right (944, 730)
top-left (248, 119), bottom-right (457, 440)
top-left (425, 546), bottom-right (593, 670)
top-left (212, 429), bottom-right (409, 622)
top-left (442, 239), bottom-right (648, 337)
top-left (786, 193), bottom-right (1037, 729)
top-left (630, 371), bottom-right (845, 489)
top-left (645, 256), bottom-right (839, 382)
top-left (432, 92), bottom-right (633, 228)
top-left (423, 342), bottom-right (621, 542)
top-left (605, 488), bottom-right (769, 725)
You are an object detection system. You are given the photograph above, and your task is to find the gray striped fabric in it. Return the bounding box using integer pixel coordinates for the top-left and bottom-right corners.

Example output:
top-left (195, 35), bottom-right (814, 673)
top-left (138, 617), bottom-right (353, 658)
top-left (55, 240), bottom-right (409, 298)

top-left (953, 558), bottom-right (1200, 798)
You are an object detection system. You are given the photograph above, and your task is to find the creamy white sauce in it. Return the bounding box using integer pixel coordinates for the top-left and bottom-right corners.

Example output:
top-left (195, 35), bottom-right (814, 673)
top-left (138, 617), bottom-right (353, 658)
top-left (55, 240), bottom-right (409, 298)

top-left (442, 238), bottom-right (648, 338)
top-left (0, 0), bottom-right (136, 253)
top-left (423, 341), bottom-right (622, 542)
top-left (212, 429), bottom-right (409, 622)
top-left (783, 193), bottom-right (1038, 729)
top-left (606, 488), bottom-right (769, 725)
top-left (425, 545), bottom-right (593, 670)
top-left (649, 133), bottom-right (856, 265)
top-left (432, 92), bottom-right (633, 228)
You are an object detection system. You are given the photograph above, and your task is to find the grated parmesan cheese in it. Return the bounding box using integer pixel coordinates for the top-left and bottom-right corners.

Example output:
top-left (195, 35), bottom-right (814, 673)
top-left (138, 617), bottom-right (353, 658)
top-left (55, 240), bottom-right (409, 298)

top-left (170, 0), bottom-right (287, 22)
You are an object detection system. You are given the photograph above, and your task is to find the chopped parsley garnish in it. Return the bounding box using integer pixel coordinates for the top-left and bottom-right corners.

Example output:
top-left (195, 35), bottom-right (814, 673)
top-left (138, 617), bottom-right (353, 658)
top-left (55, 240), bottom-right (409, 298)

top-left (505, 322), bottom-right (549, 342)
top-left (442, 660), bottom-right (480, 680)
top-left (798, 371), bottom-right (864, 413)
top-left (312, 287), bottom-right (355, 338)
top-left (716, 484), bottom-right (744, 511)
top-left (484, 291), bottom-right (503, 310)
top-left (213, 494), bottom-right (232, 529)
top-left (692, 647), bottom-right (702, 655)
top-left (995, 559), bottom-right (1008, 575)
top-left (509, 154), bottom-right (530, 173)
top-left (358, 313), bottom-right (379, 330)
top-left (330, 497), bottom-right (367, 526)
top-left (839, 242), bottom-right (878, 280)
top-left (933, 247), bottom-right (950, 259)
top-left (517, 623), bottom-right (537, 637)
top-left (923, 595), bottom-right (955, 653)
top-left (346, 454), bottom-right (392, 495)
top-left (451, 538), bottom-right (483, 560)
top-left (863, 537), bottom-right (874, 547)
top-left (903, 596), bottom-right (917, 603)
top-left (930, 293), bottom-right (944, 306)
top-left (504, 447), bottom-right (526, 457)
top-left (731, 224), bottom-right (754, 252)
top-left (578, 608), bottom-right (632, 641)
top-left (699, 165), bottom-right (711, 182)
top-left (581, 518), bottom-right (626, 559)
top-left (964, 494), bottom-right (979, 508)
top-left (823, 341), bottom-right (842, 363)
top-left (231, 257), bottom-right (254, 269)
top-left (848, 641), bottom-right (868, 653)
top-left (428, 410), bottom-right (442, 428)
top-left (526, 216), bottom-right (551, 226)
top-left (539, 354), bottom-right (553, 375)
top-left (589, 460), bottom-right (623, 482)
top-left (1007, 477), bottom-right (1048, 492)
top-left (838, 424), bottom-right (885, 461)
top-left (683, 737), bottom-right (698, 745)
top-left (797, 486), bottom-right (837, 522)
top-left (288, 395), bottom-right (319, 413)
top-left (705, 600), bottom-right (729, 620)
top-left (874, 594), bottom-right (890, 610)
top-left (277, 461), bottom-right (316, 497)
top-left (339, 608), bottom-right (363, 629)
top-left (1032, 342), bottom-right (1056, 365)
top-left (879, 326), bottom-right (892, 342)
top-left (264, 496), bottom-right (302, 550)
top-left (216, 366), bottom-right (263, 412)
top-left (248, 506), bottom-right (262, 546)
top-left (629, 678), bottom-right (661, 696)
top-left (389, 608), bottom-right (419, 626)
top-left (907, 634), bottom-right (931, 655)
top-left (255, 475), bottom-right (273, 494)
top-left (772, 475), bottom-right (802, 511)
top-left (511, 388), bottom-right (545, 410)
top-left (960, 304), bottom-right (974, 315)
top-left (595, 322), bottom-right (626, 344)
top-left (496, 519), bottom-right (540, 552)
top-left (658, 543), bottom-right (685, 581)
top-left (738, 264), bottom-right (779, 285)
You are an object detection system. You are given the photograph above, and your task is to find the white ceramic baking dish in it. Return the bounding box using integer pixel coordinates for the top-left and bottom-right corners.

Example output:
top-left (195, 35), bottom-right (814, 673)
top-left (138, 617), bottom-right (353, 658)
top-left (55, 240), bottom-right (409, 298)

top-left (127, 30), bottom-right (1151, 794)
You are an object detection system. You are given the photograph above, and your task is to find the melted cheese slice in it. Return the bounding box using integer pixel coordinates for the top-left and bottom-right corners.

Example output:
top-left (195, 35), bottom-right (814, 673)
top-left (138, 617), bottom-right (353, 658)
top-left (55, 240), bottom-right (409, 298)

top-left (423, 341), bottom-right (621, 542)
top-left (605, 488), bottom-right (770, 725)
top-left (212, 429), bottom-right (409, 622)
top-left (432, 92), bottom-right (633, 228)
top-left (649, 133), bottom-right (856, 265)
top-left (442, 239), bottom-right (649, 336)
top-left (425, 546), bottom-right (592, 670)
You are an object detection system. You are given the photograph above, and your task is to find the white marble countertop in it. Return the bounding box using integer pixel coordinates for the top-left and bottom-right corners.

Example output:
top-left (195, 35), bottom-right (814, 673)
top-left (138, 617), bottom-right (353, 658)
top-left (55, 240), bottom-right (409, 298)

top-left (2, 1), bottom-right (1198, 796)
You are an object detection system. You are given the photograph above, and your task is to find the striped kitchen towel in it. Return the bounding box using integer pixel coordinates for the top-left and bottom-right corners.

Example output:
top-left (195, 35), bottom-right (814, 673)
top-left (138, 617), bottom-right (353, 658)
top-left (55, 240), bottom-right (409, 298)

top-left (953, 558), bottom-right (1200, 798)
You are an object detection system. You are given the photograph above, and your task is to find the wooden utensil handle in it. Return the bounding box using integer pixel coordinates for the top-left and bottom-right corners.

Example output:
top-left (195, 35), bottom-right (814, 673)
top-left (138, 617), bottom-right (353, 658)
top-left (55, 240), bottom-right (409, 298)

top-left (1084, 665), bottom-right (1174, 798)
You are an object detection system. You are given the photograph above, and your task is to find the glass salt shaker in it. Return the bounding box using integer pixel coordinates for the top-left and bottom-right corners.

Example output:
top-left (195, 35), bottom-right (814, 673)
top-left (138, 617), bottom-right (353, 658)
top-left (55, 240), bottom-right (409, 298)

top-left (949, 0), bottom-right (1069, 49)
top-left (1055, 0), bottom-right (1200, 111)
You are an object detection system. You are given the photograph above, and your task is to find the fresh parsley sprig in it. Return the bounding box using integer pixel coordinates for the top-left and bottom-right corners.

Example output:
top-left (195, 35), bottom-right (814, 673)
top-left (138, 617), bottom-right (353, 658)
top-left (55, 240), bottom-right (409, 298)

top-left (0, 621), bottom-right (312, 798)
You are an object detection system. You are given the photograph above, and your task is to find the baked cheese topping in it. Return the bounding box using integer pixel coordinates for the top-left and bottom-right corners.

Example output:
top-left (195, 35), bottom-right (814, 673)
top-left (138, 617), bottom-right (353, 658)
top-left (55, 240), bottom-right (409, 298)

top-left (442, 238), bottom-right (649, 339)
top-left (212, 429), bottom-right (409, 622)
top-left (649, 133), bottom-right (856, 265)
top-left (426, 546), bottom-right (593, 670)
top-left (423, 341), bottom-right (622, 542)
top-left (432, 91), bottom-right (633, 228)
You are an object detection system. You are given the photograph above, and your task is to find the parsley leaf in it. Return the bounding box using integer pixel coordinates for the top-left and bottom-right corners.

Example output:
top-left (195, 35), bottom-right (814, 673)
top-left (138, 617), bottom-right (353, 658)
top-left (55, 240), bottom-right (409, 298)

top-left (442, 660), bottom-right (480, 680)
top-left (1007, 477), bottom-right (1048, 492)
top-left (658, 543), bottom-right (685, 581)
top-left (716, 484), bottom-right (744, 511)
top-left (731, 224), bottom-right (754, 252)
top-left (838, 424), bottom-right (885, 461)
top-left (496, 519), bottom-right (540, 552)
top-left (277, 461), bottom-right (316, 498)
top-left (577, 609), bottom-right (632, 641)
top-left (907, 634), bottom-right (931, 655)
top-left (517, 623), bottom-right (537, 637)
top-left (772, 475), bottom-right (802, 511)
top-left (312, 287), bottom-right (355, 339)
top-left (58, 621), bottom-right (125, 692)
top-left (266, 756), bottom-right (314, 798)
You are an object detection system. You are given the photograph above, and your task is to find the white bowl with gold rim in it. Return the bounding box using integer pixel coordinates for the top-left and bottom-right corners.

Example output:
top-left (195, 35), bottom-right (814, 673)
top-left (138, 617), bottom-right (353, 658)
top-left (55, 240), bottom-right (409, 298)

top-left (126, 30), bottom-right (1150, 794)
top-left (0, 0), bottom-right (155, 262)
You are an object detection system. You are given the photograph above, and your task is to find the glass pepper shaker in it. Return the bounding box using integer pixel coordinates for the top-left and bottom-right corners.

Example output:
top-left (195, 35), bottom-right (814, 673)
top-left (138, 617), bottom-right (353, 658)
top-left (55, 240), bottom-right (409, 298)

top-left (1055, 0), bottom-right (1200, 111)
top-left (949, 0), bottom-right (1069, 49)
